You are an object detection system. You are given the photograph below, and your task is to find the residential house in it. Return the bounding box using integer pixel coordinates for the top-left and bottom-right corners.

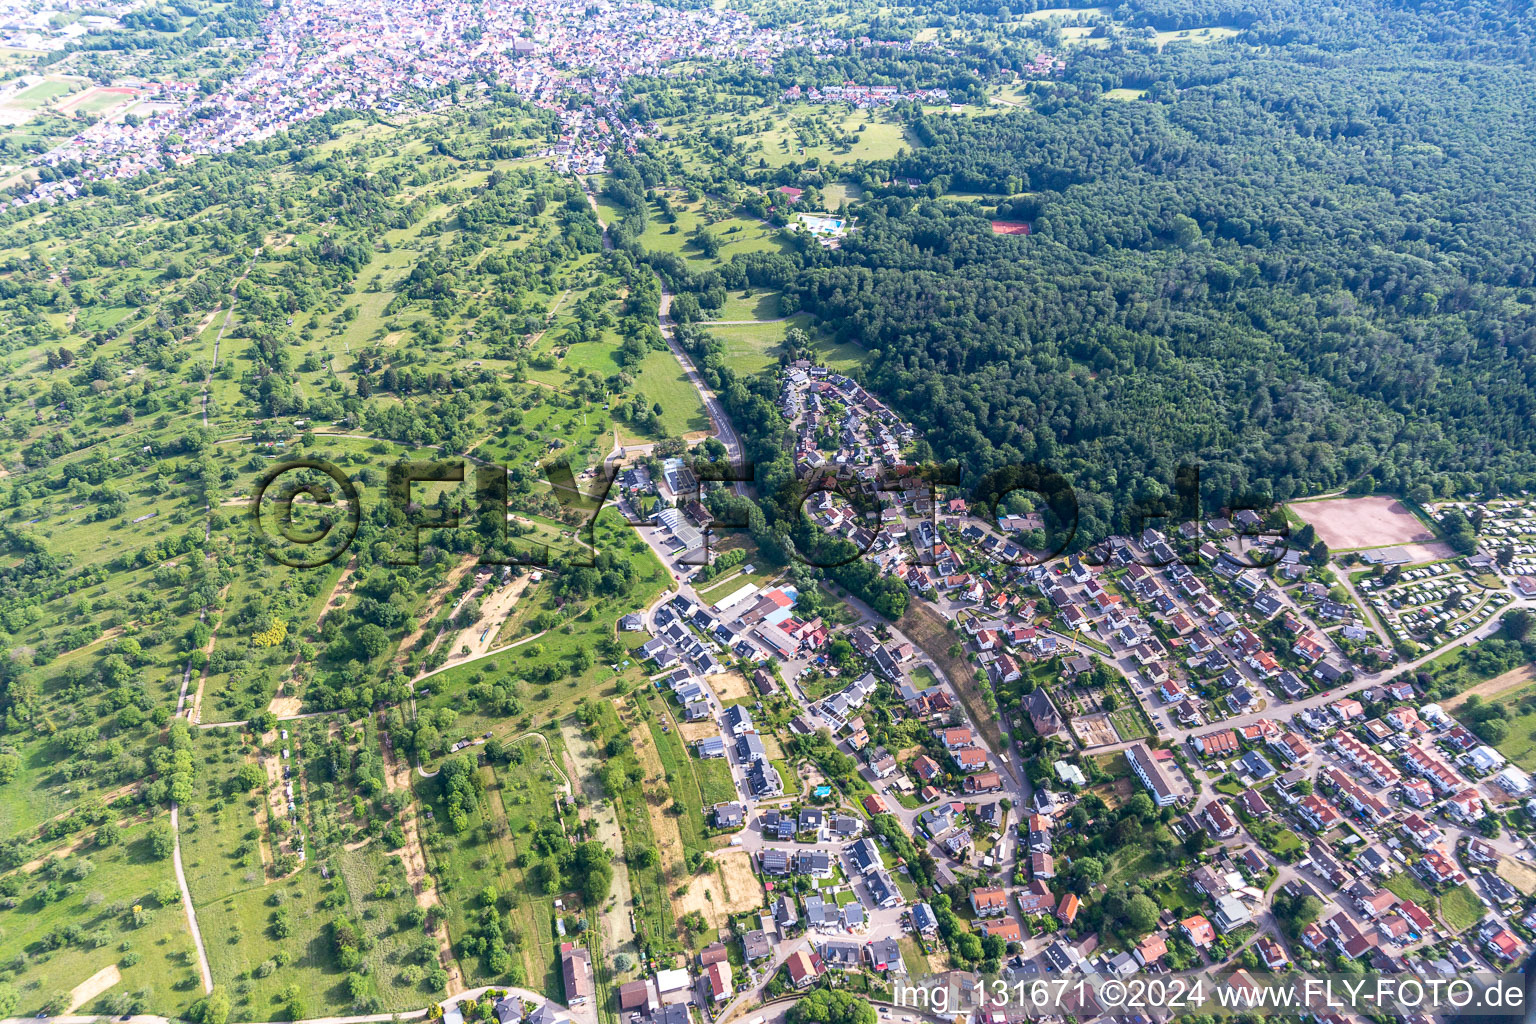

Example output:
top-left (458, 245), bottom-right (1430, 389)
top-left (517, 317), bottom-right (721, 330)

top-left (1181, 915), bottom-right (1216, 947)
top-left (560, 945), bottom-right (593, 1005)
top-left (971, 887), bottom-right (1008, 917)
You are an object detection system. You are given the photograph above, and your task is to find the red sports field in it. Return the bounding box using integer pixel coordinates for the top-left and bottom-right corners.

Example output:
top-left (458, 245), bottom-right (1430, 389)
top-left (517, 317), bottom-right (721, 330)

top-left (1288, 496), bottom-right (1435, 550)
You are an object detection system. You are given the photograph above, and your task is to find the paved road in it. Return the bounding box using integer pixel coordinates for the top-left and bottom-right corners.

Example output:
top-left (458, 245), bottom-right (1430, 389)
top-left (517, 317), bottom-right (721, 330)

top-left (580, 177), bottom-right (748, 499)
top-left (1335, 570), bottom-right (1391, 642)
top-left (1198, 609), bottom-right (1523, 741)
top-left (1029, 595), bottom-right (1530, 792)
top-left (629, 505), bottom-right (1030, 899)
top-left (656, 280), bottom-right (750, 498)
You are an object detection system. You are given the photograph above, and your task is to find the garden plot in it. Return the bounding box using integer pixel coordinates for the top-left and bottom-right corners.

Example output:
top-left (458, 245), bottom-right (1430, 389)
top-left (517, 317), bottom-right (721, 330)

top-left (1073, 714), bottom-right (1118, 748)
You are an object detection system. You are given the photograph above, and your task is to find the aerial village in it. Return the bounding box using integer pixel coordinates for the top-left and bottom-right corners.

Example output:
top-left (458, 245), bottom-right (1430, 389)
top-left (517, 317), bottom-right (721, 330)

top-left (8, 0), bottom-right (1536, 1017)
top-left (2, 0), bottom-right (953, 205)
top-left (562, 358), bottom-right (1536, 1024)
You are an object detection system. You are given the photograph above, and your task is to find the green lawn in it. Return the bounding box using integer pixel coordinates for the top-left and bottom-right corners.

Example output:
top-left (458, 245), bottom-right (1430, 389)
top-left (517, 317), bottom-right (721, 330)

top-left (72, 90), bottom-right (134, 114)
top-left (1481, 682), bottom-right (1536, 770)
top-left (634, 347), bottom-right (712, 437)
top-left (1440, 884), bottom-right (1484, 932)
top-left (695, 758), bottom-right (737, 806)
top-left (725, 109), bottom-right (916, 168)
top-left (695, 562), bottom-right (778, 605)
top-left (707, 290), bottom-right (786, 321)
top-left (1103, 845), bottom-right (1160, 888)
top-left (822, 182), bottom-right (865, 208)
top-left (7, 78), bottom-right (72, 110)
top-left (635, 197), bottom-right (789, 266)
top-left (1092, 751), bottom-right (1130, 779)
top-left (772, 758), bottom-right (803, 797)
top-left (0, 820), bottom-right (199, 1018)
top-left (899, 936), bottom-right (931, 976)
top-left (808, 341), bottom-right (864, 373)
top-left (1145, 875), bottom-right (1204, 919)
top-left (1382, 871), bottom-right (1434, 906)
top-left (700, 315), bottom-right (816, 376)
top-left (1250, 822), bottom-right (1304, 859)
top-left (1213, 776), bottom-right (1244, 796)
top-left (1151, 26), bottom-right (1240, 48)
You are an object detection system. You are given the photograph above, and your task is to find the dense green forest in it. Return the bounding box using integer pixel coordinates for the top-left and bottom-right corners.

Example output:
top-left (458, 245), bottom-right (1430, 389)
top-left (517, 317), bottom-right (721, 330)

top-left (644, 0), bottom-right (1536, 543)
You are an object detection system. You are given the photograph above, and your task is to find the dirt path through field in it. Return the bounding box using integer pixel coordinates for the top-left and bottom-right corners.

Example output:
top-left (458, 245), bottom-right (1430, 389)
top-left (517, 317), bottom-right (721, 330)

top-left (254, 559), bottom-right (362, 721)
top-left (15, 811), bottom-right (150, 875)
top-left (65, 964), bottom-right (120, 1012)
top-left (319, 557), bottom-right (359, 628)
top-left (560, 716), bottom-right (637, 960)
top-left (524, 288), bottom-right (571, 350)
top-left (395, 556), bottom-right (478, 668)
top-left (188, 639), bottom-right (214, 723)
top-left (249, 758), bottom-right (274, 871)
top-left (1442, 663), bottom-right (1536, 712)
top-left (183, 582), bottom-right (229, 723)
